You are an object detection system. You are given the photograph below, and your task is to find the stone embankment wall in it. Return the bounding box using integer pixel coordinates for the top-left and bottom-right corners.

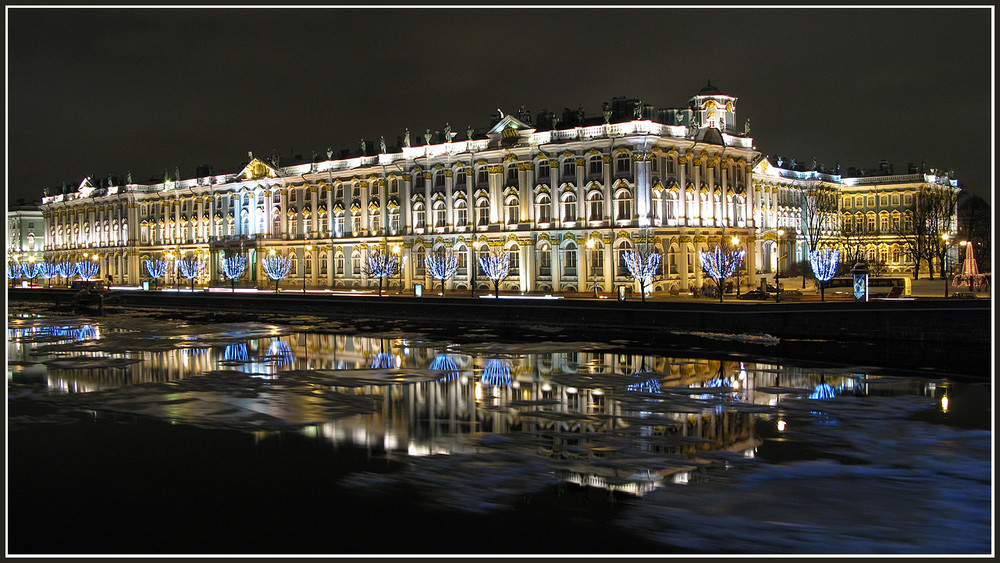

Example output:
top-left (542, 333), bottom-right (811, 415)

top-left (8, 288), bottom-right (990, 345)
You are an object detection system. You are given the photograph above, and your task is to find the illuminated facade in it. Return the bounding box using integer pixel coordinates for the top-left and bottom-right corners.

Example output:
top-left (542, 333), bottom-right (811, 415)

top-left (7, 204), bottom-right (44, 265)
top-left (36, 83), bottom-right (961, 292)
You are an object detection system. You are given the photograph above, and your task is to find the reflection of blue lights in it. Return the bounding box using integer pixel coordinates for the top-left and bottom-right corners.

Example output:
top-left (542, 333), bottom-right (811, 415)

top-left (266, 340), bottom-right (293, 365)
top-left (430, 354), bottom-right (460, 381)
top-left (13, 325), bottom-right (100, 343)
top-left (627, 375), bottom-right (661, 393)
top-left (370, 352), bottom-right (398, 369)
top-left (480, 359), bottom-right (512, 387)
top-left (705, 377), bottom-right (730, 388)
top-left (809, 383), bottom-right (837, 400)
top-left (224, 343), bottom-right (249, 362)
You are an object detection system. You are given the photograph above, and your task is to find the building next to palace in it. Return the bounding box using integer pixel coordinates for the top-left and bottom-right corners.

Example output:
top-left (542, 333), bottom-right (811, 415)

top-left (23, 82), bottom-right (962, 295)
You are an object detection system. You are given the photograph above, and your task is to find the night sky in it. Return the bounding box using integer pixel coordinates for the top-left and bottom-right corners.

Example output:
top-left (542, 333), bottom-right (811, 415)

top-left (6, 7), bottom-right (993, 206)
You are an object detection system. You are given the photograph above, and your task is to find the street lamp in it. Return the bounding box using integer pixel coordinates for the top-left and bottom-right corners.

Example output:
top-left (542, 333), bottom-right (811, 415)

top-left (775, 229), bottom-right (785, 303)
top-left (730, 236), bottom-right (741, 297)
top-left (302, 245), bottom-right (312, 293)
top-left (941, 233), bottom-right (950, 298)
top-left (586, 238), bottom-right (598, 298)
top-left (959, 240), bottom-right (971, 290)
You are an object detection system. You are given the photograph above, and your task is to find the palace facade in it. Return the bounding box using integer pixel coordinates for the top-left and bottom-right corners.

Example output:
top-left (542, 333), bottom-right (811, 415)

top-left (35, 83), bottom-right (961, 294)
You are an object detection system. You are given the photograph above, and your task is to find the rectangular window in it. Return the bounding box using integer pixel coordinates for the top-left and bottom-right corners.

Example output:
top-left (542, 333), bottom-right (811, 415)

top-left (844, 198), bottom-right (852, 209)
top-left (538, 164), bottom-right (549, 179)
top-left (879, 195), bottom-right (888, 207)
top-left (456, 171), bottom-right (466, 186)
top-left (563, 161), bottom-right (576, 178)
top-left (477, 168), bottom-right (488, 184)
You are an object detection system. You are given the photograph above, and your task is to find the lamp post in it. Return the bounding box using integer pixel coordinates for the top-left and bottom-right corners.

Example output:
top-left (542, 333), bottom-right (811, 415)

top-left (959, 240), bottom-right (971, 290)
top-left (775, 229), bottom-right (785, 303)
top-left (731, 236), bottom-right (741, 297)
top-left (586, 238), bottom-right (598, 298)
top-left (302, 245), bottom-right (312, 293)
top-left (941, 233), bottom-right (950, 298)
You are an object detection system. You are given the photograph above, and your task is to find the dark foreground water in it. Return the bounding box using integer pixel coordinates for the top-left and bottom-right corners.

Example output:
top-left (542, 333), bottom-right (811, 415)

top-left (6, 306), bottom-right (993, 555)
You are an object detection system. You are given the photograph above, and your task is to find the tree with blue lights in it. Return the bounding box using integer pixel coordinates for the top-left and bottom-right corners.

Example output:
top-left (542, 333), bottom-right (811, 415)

top-left (21, 261), bottom-right (43, 285)
top-left (7, 263), bottom-right (22, 286)
top-left (622, 249), bottom-right (662, 302)
top-left (424, 249), bottom-right (459, 296)
top-left (36, 262), bottom-right (56, 287)
top-left (699, 244), bottom-right (745, 303)
top-left (809, 248), bottom-right (840, 302)
top-left (221, 254), bottom-right (247, 292)
top-left (262, 254), bottom-right (292, 293)
top-left (177, 256), bottom-right (205, 292)
top-left (362, 246), bottom-right (398, 297)
top-left (56, 261), bottom-right (76, 286)
top-left (76, 260), bottom-right (100, 281)
top-left (144, 259), bottom-right (168, 291)
top-left (478, 246), bottom-right (510, 298)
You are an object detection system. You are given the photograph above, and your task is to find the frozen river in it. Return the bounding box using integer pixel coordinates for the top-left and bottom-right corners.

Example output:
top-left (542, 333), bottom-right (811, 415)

top-left (6, 306), bottom-right (993, 555)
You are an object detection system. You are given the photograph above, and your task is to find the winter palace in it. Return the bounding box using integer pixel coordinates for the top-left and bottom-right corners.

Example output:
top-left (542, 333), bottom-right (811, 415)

top-left (31, 82), bottom-right (961, 295)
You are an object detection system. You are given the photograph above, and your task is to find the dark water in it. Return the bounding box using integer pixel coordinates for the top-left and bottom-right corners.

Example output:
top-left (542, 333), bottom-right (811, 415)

top-left (6, 310), bottom-right (993, 555)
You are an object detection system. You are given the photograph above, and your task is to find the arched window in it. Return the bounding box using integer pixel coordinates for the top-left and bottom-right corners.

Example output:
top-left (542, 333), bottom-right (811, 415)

top-left (454, 199), bottom-right (468, 228)
top-left (538, 244), bottom-right (551, 276)
top-left (351, 251), bottom-right (361, 275)
top-left (433, 200), bottom-right (447, 228)
top-left (335, 251), bottom-right (345, 275)
top-left (334, 210), bottom-right (345, 237)
top-left (388, 207), bottom-right (400, 234)
top-left (615, 240), bottom-right (633, 276)
top-left (504, 195), bottom-right (519, 225)
top-left (536, 193), bottom-right (551, 224)
top-left (879, 211), bottom-right (889, 233)
top-left (588, 240), bottom-right (605, 273)
top-left (587, 190), bottom-right (604, 222)
top-left (508, 243), bottom-right (520, 275)
top-left (561, 192), bottom-right (577, 222)
top-left (562, 242), bottom-right (577, 276)
top-left (413, 202), bottom-right (426, 229)
top-left (614, 188), bottom-right (633, 221)
top-left (866, 212), bottom-right (876, 232)
top-left (475, 198), bottom-right (489, 227)
top-left (414, 246), bottom-right (426, 275)
top-left (351, 209), bottom-right (362, 235)
top-left (843, 214), bottom-right (853, 231)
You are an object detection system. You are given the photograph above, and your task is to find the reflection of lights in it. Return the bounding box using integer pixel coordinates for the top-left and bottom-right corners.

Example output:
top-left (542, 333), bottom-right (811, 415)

top-left (627, 377), bottom-right (661, 393)
top-left (370, 353), bottom-right (397, 369)
top-left (266, 340), bottom-right (294, 365)
top-left (777, 419), bottom-right (786, 432)
top-left (809, 383), bottom-right (837, 400)
top-left (480, 359), bottom-right (512, 387)
top-left (474, 382), bottom-right (483, 401)
top-left (429, 354), bottom-right (460, 381)
top-left (541, 383), bottom-right (552, 392)
top-left (941, 394), bottom-right (949, 413)
top-left (566, 386), bottom-right (578, 394)
top-left (224, 343), bottom-right (249, 362)
top-left (592, 388), bottom-right (603, 396)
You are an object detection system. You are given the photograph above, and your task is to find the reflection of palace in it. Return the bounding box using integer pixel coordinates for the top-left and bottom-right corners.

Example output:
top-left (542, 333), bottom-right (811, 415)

top-left (33, 82), bottom-right (961, 294)
top-left (10, 326), bottom-right (937, 494)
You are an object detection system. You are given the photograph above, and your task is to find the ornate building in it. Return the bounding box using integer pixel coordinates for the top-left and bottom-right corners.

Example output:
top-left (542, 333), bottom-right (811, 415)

top-left (36, 82), bottom-right (961, 294)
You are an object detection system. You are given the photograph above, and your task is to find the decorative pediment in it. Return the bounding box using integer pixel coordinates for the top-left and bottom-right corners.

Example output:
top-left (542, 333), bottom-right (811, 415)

top-left (487, 114), bottom-right (534, 136)
top-left (238, 158), bottom-right (281, 181)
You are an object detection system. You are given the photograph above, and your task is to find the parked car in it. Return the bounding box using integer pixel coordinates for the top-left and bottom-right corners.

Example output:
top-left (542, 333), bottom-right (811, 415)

top-left (738, 289), bottom-right (770, 300)
top-left (949, 292), bottom-right (978, 299)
